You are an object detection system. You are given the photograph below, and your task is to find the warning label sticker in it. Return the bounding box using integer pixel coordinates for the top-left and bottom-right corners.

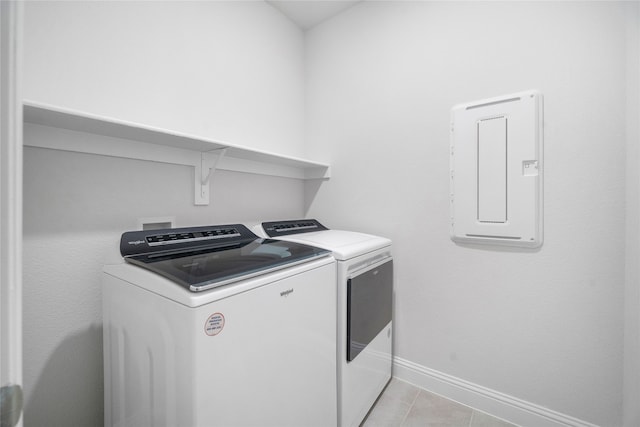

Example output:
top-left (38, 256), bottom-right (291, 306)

top-left (204, 312), bottom-right (225, 336)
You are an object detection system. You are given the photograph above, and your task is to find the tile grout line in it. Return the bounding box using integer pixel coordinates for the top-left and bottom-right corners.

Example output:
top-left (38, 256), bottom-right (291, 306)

top-left (468, 409), bottom-right (476, 427)
top-left (398, 388), bottom-right (422, 426)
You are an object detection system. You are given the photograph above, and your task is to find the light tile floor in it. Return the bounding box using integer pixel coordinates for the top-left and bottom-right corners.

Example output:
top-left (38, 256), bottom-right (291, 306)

top-left (362, 378), bottom-right (518, 427)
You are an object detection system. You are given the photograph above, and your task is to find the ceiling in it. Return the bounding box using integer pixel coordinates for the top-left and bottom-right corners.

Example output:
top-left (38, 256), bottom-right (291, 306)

top-left (266, 1), bottom-right (360, 30)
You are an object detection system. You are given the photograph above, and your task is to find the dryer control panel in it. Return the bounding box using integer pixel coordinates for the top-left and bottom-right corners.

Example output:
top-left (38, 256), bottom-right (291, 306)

top-left (262, 219), bottom-right (328, 237)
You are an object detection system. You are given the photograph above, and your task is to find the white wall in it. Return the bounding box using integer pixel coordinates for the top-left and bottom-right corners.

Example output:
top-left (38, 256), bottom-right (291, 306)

top-left (23, 1), bottom-right (305, 157)
top-left (305, 2), bottom-right (634, 426)
top-left (22, 2), bottom-right (306, 426)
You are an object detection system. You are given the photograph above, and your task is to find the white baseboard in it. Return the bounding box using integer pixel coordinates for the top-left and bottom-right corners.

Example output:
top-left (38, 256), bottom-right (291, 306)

top-left (393, 357), bottom-right (599, 427)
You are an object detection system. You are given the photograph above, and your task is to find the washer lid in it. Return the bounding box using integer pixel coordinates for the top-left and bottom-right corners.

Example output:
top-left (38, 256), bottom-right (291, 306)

top-left (120, 224), bottom-right (330, 292)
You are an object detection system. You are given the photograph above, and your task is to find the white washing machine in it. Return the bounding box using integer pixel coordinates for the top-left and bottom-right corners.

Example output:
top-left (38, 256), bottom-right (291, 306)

top-left (254, 219), bottom-right (393, 427)
top-left (103, 223), bottom-right (337, 427)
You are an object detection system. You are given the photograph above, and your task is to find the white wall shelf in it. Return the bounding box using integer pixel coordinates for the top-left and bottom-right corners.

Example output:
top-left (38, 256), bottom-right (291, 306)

top-left (23, 101), bottom-right (330, 205)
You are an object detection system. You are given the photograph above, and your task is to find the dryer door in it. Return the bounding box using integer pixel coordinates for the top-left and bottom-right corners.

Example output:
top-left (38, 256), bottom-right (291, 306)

top-left (347, 258), bottom-right (393, 362)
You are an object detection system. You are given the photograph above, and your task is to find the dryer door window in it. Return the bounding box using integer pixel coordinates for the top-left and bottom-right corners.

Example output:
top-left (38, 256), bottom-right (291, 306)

top-left (347, 259), bottom-right (393, 362)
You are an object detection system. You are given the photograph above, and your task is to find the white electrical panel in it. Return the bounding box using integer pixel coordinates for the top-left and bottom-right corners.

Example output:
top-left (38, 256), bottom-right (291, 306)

top-left (450, 90), bottom-right (543, 248)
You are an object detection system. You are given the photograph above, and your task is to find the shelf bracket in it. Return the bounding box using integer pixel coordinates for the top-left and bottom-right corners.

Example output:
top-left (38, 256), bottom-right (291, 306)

top-left (195, 148), bottom-right (227, 206)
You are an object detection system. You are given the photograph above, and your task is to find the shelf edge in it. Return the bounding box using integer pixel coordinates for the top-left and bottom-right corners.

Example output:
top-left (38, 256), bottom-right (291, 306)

top-left (23, 100), bottom-right (331, 177)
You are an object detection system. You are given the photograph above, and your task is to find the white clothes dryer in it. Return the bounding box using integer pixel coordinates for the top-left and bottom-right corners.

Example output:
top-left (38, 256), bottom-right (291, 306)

top-left (103, 223), bottom-right (337, 427)
top-left (254, 219), bottom-right (393, 427)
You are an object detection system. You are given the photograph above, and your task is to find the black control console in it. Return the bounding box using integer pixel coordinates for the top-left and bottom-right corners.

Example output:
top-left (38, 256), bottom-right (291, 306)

top-left (120, 224), bottom-right (257, 257)
top-left (262, 219), bottom-right (328, 237)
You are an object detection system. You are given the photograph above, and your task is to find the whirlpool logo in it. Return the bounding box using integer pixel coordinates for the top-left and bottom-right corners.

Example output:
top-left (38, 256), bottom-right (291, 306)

top-left (280, 289), bottom-right (294, 297)
top-left (128, 240), bottom-right (146, 246)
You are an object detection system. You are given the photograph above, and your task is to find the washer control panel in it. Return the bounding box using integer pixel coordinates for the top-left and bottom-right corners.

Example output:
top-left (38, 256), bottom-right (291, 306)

top-left (120, 224), bottom-right (254, 257)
